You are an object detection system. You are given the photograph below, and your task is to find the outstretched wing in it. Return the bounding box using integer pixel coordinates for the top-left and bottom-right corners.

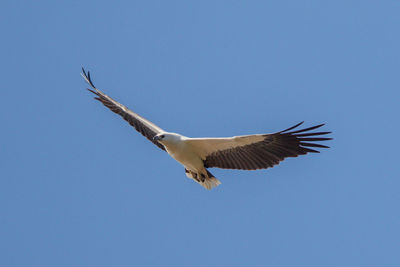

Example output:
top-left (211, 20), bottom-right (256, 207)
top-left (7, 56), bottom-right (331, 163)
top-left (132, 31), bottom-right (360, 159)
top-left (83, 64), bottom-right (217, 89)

top-left (186, 122), bottom-right (331, 170)
top-left (82, 68), bottom-right (166, 151)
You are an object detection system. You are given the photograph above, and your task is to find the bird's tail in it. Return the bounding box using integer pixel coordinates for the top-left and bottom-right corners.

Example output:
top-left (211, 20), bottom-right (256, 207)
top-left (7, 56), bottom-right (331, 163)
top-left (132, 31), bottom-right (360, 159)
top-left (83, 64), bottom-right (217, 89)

top-left (185, 169), bottom-right (221, 190)
top-left (202, 170), bottom-right (221, 190)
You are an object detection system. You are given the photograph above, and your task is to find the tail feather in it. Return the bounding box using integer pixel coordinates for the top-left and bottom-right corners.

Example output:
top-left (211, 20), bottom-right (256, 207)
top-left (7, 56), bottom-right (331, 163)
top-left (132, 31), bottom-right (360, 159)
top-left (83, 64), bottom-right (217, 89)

top-left (185, 169), bottom-right (221, 190)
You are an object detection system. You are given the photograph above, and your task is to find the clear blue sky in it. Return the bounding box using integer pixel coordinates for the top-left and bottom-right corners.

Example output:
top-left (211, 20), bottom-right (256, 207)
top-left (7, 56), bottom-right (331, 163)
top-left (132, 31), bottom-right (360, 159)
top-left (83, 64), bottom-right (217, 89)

top-left (1, 1), bottom-right (399, 266)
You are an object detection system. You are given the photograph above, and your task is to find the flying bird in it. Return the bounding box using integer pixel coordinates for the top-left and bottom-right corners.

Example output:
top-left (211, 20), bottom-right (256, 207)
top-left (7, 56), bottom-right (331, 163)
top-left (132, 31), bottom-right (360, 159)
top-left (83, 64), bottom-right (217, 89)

top-left (82, 68), bottom-right (331, 190)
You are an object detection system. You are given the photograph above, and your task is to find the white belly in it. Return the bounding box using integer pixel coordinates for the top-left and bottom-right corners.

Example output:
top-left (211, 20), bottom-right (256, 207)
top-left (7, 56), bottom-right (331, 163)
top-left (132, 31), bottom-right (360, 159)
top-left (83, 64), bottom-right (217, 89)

top-left (165, 144), bottom-right (204, 172)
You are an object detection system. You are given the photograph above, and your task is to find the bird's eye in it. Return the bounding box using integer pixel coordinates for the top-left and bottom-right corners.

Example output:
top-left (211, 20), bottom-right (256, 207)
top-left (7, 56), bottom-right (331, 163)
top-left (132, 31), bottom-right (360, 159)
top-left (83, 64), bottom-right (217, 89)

top-left (161, 135), bottom-right (165, 138)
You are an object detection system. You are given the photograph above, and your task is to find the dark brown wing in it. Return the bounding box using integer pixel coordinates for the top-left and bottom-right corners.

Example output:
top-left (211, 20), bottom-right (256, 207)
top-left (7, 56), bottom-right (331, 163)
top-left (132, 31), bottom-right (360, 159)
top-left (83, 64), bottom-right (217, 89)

top-left (82, 68), bottom-right (166, 151)
top-left (203, 122), bottom-right (331, 170)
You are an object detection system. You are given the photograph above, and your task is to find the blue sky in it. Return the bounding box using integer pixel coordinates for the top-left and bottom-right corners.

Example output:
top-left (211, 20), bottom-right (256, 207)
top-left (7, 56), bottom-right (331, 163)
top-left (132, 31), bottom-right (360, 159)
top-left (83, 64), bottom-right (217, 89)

top-left (1, 1), bottom-right (400, 266)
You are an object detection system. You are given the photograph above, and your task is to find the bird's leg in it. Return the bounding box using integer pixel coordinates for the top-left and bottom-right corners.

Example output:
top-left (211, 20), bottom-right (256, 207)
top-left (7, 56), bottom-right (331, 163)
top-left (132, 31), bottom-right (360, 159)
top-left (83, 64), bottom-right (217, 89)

top-left (200, 173), bottom-right (206, 183)
top-left (185, 169), bottom-right (201, 182)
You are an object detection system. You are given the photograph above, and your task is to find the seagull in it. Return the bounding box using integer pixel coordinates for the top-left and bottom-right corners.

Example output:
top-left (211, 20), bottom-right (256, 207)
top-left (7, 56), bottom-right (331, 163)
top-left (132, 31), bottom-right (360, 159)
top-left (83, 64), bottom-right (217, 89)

top-left (82, 68), bottom-right (331, 190)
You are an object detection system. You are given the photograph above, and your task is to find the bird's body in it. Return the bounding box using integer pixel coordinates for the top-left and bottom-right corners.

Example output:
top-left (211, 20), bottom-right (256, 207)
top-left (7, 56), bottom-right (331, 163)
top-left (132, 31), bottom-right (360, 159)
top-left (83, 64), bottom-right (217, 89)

top-left (154, 133), bottom-right (221, 189)
top-left (165, 136), bottom-right (203, 171)
top-left (158, 133), bottom-right (202, 171)
top-left (82, 68), bottom-right (331, 190)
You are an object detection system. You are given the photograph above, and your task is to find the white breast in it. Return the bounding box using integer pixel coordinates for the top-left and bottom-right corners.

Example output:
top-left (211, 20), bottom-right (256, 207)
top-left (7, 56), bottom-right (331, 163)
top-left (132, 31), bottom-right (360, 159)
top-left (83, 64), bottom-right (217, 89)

top-left (164, 140), bottom-right (204, 172)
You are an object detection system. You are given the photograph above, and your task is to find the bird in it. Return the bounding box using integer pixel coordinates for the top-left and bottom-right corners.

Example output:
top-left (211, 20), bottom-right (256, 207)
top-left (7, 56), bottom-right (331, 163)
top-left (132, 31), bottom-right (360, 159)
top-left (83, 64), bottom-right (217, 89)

top-left (82, 68), bottom-right (331, 190)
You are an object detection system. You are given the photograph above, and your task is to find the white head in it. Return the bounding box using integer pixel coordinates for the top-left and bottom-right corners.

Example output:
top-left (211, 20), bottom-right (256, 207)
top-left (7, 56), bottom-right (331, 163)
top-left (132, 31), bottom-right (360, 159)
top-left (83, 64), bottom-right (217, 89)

top-left (153, 132), bottom-right (182, 145)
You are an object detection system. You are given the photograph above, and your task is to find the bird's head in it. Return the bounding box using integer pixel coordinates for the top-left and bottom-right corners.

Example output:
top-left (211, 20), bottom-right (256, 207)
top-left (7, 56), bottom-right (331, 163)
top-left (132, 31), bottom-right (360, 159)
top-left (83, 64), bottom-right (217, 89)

top-left (153, 132), bottom-right (182, 145)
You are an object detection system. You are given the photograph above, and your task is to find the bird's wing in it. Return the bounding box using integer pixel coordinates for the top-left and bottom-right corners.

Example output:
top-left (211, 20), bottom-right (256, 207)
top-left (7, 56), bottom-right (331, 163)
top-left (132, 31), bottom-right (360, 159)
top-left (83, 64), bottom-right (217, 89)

top-left (185, 122), bottom-right (331, 170)
top-left (82, 68), bottom-right (166, 151)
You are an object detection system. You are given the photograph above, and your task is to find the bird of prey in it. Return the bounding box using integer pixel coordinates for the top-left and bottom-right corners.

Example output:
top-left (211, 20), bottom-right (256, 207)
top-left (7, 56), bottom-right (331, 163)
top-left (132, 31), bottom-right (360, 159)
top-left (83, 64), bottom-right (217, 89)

top-left (82, 68), bottom-right (331, 190)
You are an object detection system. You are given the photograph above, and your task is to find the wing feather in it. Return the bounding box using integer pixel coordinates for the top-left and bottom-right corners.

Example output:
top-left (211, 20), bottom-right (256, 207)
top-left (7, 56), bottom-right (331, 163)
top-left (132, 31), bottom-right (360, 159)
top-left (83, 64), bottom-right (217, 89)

top-left (186, 123), bottom-right (331, 170)
top-left (82, 68), bottom-right (166, 151)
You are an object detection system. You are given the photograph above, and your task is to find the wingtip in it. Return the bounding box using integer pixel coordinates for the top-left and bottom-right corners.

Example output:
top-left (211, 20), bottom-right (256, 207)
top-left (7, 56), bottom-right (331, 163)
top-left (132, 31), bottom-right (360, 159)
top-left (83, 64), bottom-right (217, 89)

top-left (81, 67), bottom-right (88, 80)
top-left (289, 123), bottom-right (328, 134)
top-left (280, 121), bottom-right (304, 133)
top-left (81, 67), bottom-right (96, 89)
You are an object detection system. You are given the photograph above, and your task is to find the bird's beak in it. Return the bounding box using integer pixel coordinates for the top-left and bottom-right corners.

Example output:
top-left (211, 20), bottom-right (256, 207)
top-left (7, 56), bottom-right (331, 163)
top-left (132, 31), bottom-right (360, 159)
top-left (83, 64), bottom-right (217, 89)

top-left (153, 136), bottom-right (160, 141)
